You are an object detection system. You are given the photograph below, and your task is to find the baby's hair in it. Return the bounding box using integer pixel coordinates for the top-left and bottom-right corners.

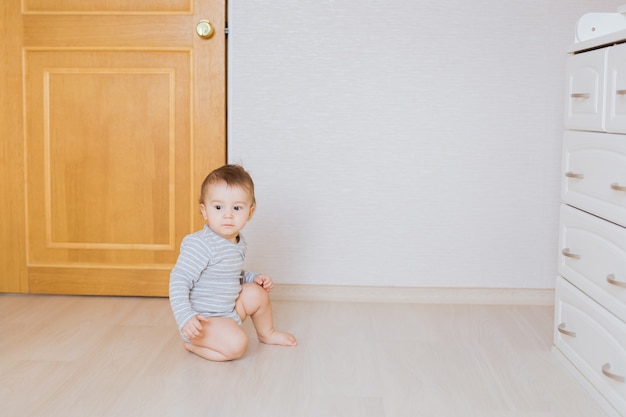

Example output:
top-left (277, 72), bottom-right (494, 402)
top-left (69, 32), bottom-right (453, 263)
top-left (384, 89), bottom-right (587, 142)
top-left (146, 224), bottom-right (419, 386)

top-left (199, 164), bottom-right (256, 206)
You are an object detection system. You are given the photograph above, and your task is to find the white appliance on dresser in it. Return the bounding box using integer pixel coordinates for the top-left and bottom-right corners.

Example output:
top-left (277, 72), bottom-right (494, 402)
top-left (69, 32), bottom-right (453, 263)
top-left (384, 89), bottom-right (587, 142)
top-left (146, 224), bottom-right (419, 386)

top-left (554, 13), bottom-right (626, 417)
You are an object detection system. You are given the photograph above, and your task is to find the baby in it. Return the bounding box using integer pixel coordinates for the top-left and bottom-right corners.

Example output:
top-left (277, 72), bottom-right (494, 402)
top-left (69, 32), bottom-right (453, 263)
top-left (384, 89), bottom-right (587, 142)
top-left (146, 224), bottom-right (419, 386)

top-left (169, 164), bottom-right (296, 361)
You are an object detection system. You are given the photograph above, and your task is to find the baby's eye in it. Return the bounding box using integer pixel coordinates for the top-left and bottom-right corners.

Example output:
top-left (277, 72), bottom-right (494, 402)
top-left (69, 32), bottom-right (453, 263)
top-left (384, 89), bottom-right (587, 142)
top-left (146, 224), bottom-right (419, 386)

top-left (234, 206), bottom-right (242, 211)
top-left (214, 205), bottom-right (222, 210)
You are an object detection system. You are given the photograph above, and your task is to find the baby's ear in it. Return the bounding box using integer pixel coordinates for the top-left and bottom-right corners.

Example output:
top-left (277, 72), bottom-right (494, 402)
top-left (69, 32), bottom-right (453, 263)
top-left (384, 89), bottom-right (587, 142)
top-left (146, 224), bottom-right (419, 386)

top-left (248, 204), bottom-right (256, 220)
top-left (199, 203), bottom-right (208, 220)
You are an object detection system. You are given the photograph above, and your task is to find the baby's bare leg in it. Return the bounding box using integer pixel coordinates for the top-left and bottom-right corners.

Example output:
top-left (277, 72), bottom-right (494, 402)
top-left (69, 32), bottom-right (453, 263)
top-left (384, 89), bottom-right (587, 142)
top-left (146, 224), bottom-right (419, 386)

top-left (236, 283), bottom-right (297, 346)
top-left (184, 316), bottom-right (248, 361)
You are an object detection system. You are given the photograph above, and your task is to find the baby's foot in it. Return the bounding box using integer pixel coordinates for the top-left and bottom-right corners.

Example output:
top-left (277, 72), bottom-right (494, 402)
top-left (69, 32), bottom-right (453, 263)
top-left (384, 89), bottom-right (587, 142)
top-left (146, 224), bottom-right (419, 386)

top-left (259, 330), bottom-right (297, 346)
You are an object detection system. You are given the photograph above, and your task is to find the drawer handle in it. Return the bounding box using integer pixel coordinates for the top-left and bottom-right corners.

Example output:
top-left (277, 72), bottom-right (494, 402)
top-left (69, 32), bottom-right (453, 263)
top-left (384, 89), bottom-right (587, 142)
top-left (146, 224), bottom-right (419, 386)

top-left (565, 171), bottom-right (584, 179)
top-left (616, 89), bottom-right (626, 95)
top-left (562, 248), bottom-right (581, 260)
top-left (607, 274), bottom-right (626, 288)
top-left (557, 323), bottom-right (576, 338)
top-left (602, 363), bottom-right (625, 383)
top-left (570, 93), bottom-right (590, 99)
top-left (610, 183), bottom-right (626, 192)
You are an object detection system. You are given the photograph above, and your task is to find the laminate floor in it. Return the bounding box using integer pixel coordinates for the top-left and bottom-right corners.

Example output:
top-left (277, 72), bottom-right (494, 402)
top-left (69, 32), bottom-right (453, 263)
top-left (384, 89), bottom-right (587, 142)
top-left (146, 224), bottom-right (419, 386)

top-left (0, 293), bottom-right (610, 417)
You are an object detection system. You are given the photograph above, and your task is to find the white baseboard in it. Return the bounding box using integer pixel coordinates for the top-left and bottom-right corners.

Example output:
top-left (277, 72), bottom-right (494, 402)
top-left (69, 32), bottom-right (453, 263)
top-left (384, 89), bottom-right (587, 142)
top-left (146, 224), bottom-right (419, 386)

top-left (271, 284), bottom-right (555, 306)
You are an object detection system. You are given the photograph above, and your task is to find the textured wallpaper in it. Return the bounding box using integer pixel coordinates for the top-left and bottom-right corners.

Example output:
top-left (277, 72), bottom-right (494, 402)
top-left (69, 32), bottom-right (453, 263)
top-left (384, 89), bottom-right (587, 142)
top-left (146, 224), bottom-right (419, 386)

top-left (228, 0), bottom-right (624, 288)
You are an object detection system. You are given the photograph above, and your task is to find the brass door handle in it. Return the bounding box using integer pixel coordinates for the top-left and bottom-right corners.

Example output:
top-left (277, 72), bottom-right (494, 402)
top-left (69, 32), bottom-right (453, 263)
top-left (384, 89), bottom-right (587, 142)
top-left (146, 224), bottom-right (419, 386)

top-left (196, 20), bottom-right (214, 39)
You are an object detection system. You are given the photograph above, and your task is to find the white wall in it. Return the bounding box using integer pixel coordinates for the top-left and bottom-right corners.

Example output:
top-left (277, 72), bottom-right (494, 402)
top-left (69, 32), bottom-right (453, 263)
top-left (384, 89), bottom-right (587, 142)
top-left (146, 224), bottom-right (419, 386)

top-left (228, 0), bottom-right (624, 289)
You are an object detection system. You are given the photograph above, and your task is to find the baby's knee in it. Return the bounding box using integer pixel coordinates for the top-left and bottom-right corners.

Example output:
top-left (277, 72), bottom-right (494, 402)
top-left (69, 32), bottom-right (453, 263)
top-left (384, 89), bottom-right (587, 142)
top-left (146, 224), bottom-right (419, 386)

top-left (225, 333), bottom-right (248, 360)
top-left (242, 282), bottom-right (269, 303)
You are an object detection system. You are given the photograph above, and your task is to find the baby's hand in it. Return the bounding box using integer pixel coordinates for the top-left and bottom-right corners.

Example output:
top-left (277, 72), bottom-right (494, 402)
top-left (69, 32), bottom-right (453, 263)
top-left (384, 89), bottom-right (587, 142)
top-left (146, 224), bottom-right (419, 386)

top-left (182, 315), bottom-right (209, 340)
top-left (254, 274), bottom-right (274, 291)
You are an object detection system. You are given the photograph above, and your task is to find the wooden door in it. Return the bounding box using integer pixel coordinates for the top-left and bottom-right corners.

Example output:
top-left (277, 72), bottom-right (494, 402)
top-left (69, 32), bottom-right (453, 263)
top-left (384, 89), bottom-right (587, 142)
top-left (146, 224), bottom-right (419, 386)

top-left (0, 0), bottom-right (225, 296)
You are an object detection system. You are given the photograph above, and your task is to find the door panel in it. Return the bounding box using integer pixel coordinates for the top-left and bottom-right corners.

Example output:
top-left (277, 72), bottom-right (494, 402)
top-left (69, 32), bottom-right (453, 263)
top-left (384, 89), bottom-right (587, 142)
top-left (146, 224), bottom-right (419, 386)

top-left (0, 0), bottom-right (225, 295)
top-left (25, 51), bottom-right (189, 261)
top-left (23, 0), bottom-right (190, 13)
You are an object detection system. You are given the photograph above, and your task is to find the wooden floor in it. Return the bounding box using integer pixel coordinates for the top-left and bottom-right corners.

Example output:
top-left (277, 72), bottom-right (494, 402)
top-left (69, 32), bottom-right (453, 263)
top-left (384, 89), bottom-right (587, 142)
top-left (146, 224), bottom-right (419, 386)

top-left (0, 293), bottom-right (609, 417)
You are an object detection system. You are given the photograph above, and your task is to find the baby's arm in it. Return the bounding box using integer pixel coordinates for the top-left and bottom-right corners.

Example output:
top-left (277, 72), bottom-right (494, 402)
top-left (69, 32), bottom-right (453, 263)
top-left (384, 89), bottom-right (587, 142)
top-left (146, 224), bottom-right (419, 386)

top-left (241, 270), bottom-right (273, 291)
top-left (169, 236), bottom-right (210, 332)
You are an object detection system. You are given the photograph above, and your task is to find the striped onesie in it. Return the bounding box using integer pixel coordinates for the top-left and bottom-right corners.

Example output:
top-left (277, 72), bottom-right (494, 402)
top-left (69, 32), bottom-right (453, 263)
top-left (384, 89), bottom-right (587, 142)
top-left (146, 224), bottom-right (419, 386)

top-left (169, 224), bottom-right (257, 340)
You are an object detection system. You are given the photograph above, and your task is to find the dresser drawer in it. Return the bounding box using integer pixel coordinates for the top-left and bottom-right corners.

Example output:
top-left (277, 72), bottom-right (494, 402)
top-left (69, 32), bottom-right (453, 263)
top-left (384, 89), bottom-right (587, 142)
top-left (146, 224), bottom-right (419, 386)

top-left (558, 204), bottom-right (626, 322)
top-left (562, 130), bottom-right (626, 227)
top-left (554, 276), bottom-right (626, 415)
top-left (606, 42), bottom-right (626, 133)
top-left (565, 47), bottom-right (607, 132)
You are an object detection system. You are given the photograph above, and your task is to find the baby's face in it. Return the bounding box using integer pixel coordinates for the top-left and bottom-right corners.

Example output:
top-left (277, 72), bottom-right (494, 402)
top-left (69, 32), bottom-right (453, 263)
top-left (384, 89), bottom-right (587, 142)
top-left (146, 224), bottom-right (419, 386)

top-left (200, 182), bottom-right (255, 243)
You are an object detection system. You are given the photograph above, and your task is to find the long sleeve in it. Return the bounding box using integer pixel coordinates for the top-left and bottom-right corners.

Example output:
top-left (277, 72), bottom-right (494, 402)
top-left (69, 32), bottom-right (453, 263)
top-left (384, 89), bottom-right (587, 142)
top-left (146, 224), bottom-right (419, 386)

top-left (241, 270), bottom-right (258, 284)
top-left (169, 235), bottom-right (210, 331)
top-left (169, 226), bottom-right (251, 336)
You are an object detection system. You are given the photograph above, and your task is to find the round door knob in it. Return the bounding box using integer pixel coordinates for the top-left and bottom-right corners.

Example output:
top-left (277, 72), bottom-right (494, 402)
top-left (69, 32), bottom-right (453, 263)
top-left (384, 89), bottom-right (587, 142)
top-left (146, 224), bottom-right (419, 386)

top-left (196, 20), bottom-right (214, 39)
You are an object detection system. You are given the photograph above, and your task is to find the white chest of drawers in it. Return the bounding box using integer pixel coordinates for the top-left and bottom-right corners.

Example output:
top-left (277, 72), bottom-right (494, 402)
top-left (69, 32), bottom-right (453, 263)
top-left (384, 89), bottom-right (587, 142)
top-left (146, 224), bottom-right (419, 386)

top-left (555, 35), bottom-right (626, 417)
